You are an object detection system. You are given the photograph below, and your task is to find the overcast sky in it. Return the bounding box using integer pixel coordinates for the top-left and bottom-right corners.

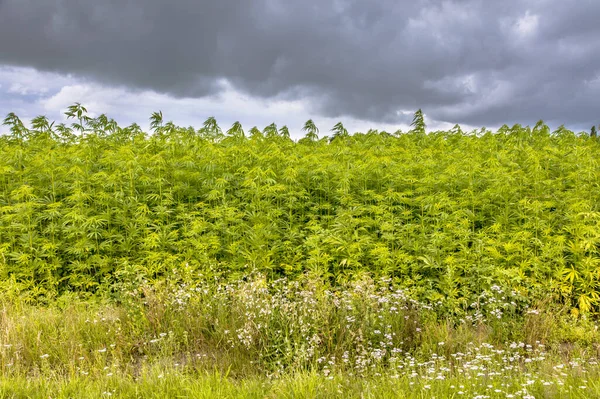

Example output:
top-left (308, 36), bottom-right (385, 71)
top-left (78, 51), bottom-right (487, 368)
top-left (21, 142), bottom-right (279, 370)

top-left (1, 0), bottom-right (599, 137)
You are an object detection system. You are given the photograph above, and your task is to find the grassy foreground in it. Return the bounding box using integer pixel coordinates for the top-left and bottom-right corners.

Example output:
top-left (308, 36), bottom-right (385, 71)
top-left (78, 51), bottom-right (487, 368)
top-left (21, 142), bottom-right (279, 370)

top-left (1, 274), bottom-right (600, 398)
top-left (2, 371), bottom-right (599, 398)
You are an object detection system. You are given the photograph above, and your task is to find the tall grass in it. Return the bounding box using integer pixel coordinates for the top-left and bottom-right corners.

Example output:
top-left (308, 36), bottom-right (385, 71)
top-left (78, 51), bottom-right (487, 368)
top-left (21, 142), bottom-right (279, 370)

top-left (1, 273), bottom-right (600, 397)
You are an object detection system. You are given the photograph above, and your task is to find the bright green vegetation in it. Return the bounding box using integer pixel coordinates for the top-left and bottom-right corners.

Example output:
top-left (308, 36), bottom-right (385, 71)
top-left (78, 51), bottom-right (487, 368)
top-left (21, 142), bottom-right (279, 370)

top-left (2, 106), bottom-right (600, 397)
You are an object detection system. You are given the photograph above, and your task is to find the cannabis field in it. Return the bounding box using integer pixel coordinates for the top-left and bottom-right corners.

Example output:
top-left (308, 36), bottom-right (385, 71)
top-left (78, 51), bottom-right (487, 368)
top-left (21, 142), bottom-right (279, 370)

top-left (1, 106), bottom-right (600, 397)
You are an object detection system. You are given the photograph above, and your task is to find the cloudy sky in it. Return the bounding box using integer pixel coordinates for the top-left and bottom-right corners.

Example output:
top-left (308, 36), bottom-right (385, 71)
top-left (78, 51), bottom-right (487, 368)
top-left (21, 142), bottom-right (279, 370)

top-left (1, 0), bottom-right (599, 137)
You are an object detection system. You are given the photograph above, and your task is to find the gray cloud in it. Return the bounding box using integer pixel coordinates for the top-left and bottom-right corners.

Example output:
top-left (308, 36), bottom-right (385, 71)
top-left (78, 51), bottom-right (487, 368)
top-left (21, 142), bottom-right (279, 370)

top-left (1, 0), bottom-right (600, 128)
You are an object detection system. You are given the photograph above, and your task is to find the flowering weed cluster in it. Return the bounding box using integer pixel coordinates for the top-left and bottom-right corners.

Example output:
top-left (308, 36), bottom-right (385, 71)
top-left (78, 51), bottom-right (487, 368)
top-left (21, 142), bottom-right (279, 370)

top-left (1, 273), bottom-right (600, 397)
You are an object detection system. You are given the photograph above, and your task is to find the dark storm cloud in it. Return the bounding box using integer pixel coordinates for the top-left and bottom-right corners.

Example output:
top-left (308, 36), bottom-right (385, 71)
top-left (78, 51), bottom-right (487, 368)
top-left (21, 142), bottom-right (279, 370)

top-left (1, 0), bottom-right (600, 128)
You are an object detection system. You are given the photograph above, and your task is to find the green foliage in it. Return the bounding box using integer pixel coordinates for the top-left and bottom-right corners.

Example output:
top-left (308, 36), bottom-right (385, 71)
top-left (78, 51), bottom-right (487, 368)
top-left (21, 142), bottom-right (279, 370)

top-left (279, 125), bottom-right (291, 139)
top-left (1, 107), bottom-right (600, 314)
top-left (149, 111), bottom-right (163, 133)
top-left (2, 112), bottom-right (28, 142)
top-left (263, 122), bottom-right (279, 139)
top-left (226, 121), bottom-right (245, 139)
top-left (201, 116), bottom-right (223, 141)
top-left (330, 121), bottom-right (349, 142)
top-left (301, 119), bottom-right (319, 141)
top-left (410, 109), bottom-right (426, 134)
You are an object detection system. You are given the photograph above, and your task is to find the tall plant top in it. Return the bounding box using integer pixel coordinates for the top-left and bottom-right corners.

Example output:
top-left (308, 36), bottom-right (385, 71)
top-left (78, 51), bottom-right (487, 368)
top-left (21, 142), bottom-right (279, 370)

top-left (1, 107), bottom-right (600, 313)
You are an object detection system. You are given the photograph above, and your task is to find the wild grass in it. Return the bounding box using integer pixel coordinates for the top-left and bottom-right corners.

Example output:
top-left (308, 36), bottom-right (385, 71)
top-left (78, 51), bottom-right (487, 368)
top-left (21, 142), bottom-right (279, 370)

top-left (2, 273), bottom-right (600, 397)
top-left (2, 371), bottom-right (600, 398)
